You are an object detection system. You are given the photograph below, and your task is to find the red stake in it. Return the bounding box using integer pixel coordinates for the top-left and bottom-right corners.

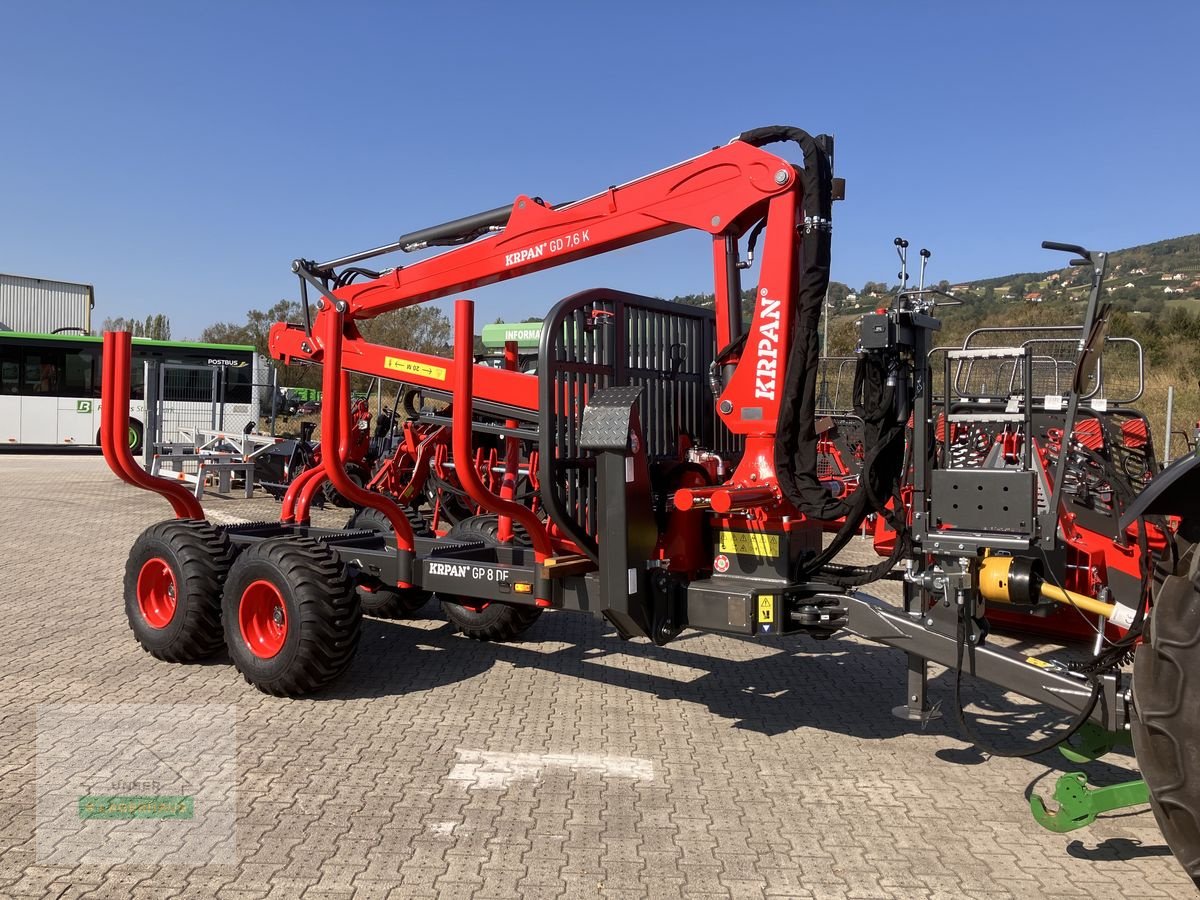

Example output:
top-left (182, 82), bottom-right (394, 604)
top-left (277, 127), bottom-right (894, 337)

top-left (100, 332), bottom-right (204, 520)
top-left (320, 303), bottom-right (416, 584)
top-left (451, 301), bottom-right (554, 580)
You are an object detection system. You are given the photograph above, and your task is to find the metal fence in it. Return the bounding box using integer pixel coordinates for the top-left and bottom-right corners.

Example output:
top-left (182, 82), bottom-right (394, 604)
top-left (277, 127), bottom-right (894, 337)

top-left (816, 356), bottom-right (859, 416)
top-left (940, 326), bottom-right (1144, 405)
top-left (144, 360), bottom-right (279, 452)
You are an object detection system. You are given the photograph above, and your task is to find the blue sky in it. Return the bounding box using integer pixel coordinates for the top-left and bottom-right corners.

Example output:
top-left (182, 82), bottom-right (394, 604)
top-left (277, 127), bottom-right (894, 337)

top-left (2, 1), bottom-right (1197, 339)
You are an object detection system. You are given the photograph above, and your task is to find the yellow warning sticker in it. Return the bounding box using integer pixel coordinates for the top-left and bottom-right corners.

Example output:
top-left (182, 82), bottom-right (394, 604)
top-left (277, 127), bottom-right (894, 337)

top-left (717, 530), bottom-right (779, 558)
top-left (1025, 656), bottom-right (1052, 669)
top-left (758, 595), bottom-right (775, 624)
top-left (384, 357), bottom-right (447, 381)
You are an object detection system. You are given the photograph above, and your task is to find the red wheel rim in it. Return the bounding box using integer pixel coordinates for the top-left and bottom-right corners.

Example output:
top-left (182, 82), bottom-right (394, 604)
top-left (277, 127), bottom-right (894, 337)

top-left (239, 580), bottom-right (288, 659)
top-left (136, 558), bottom-right (177, 629)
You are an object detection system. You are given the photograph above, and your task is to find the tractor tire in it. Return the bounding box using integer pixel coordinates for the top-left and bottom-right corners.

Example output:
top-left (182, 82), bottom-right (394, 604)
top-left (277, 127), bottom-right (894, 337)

top-left (346, 506), bottom-right (432, 618)
top-left (222, 537), bottom-right (361, 697)
top-left (1131, 550), bottom-right (1200, 887)
top-left (322, 465), bottom-right (367, 508)
top-left (124, 519), bottom-right (233, 662)
top-left (438, 518), bottom-right (543, 641)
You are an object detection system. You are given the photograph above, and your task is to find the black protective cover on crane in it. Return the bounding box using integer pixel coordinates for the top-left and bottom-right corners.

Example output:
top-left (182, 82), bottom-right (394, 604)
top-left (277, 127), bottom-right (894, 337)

top-left (736, 126), bottom-right (846, 520)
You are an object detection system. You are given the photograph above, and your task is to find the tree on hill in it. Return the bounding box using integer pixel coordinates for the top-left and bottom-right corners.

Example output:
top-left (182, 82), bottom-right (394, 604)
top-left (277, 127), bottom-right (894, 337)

top-left (101, 314), bottom-right (171, 340)
top-left (198, 300), bottom-right (450, 389)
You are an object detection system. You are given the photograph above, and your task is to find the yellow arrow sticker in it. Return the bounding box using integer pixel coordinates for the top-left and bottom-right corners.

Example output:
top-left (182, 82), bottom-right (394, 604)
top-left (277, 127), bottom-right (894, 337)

top-left (384, 357), bottom-right (447, 381)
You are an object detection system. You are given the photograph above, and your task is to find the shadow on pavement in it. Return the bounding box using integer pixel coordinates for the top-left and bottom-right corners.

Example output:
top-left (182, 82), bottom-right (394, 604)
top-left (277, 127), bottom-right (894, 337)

top-left (310, 599), bottom-right (1139, 760)
top-left (1066, 836), bottom-right (1172, 861)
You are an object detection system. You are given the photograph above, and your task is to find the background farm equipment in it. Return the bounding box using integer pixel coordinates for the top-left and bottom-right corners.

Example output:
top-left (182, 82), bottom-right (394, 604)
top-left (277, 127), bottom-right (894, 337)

top-left (258, 395), bottom-right (382, 507)
top-left (101, 127), bottom-right (1200, 884)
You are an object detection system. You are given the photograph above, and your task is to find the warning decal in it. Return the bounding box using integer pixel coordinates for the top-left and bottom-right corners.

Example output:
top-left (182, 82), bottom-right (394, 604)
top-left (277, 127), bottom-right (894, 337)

top-left (384, 357), bottom-right (447, 381)
top-left (758, 594), bottom-right (775, 624)
top-left (717, 531), bottom-right (779, 558)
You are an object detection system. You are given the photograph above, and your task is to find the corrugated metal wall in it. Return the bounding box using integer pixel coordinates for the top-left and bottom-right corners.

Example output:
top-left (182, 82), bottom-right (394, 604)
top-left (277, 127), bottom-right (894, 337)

top-left (0, 273), bottom-right (94, 334)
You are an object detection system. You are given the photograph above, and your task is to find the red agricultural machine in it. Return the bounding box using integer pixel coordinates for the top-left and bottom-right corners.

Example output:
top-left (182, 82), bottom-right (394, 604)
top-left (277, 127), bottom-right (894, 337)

top-left (102, 126), bottom-right (1200, 883)
top-left (817, 250), bottom-right (1171, 647)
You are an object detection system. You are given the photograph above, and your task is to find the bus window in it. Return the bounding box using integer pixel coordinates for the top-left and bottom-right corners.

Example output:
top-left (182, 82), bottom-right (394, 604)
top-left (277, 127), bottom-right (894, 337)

top-left (1, 350), bottom-right (17, 394)
top-left (62, 347), bottom-right (99, 398)
top-left (222, 364), bottom-right (253, 404)
top-left (129, 355), bottom-right (147, 400)
top-left (163, 367), bottom-right (215, 402)
top-left (22, 351), bottom-right (63, 395)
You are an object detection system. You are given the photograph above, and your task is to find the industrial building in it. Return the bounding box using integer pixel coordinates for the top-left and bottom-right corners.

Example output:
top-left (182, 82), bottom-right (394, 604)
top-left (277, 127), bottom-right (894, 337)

top-left (0, 272), bottom-right (94, 334)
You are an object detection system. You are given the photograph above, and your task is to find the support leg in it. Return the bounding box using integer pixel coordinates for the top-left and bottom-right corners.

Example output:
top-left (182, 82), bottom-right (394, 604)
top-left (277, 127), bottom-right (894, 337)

top-left (892, 652), bottom-right (942, 722)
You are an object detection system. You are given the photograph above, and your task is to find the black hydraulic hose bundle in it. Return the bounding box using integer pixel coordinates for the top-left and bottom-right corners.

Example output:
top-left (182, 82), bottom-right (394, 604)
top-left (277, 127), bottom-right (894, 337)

top-left (735, 127), bottom-right (907, 555)
top-left (735, 127), bottom-right (841, 523)
top-left (799, 351), bottom-right (913, 581)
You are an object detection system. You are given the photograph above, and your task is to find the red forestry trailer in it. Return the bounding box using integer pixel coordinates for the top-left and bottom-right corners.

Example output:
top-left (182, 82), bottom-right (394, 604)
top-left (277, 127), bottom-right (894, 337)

top-left (101, 126), bottom-right (1200, 883)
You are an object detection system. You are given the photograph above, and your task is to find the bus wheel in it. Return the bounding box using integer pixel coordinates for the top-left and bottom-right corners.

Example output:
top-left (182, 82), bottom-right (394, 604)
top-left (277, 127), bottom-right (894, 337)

top-left (124, 520), bottom-right (233, 662)
top-left (1131, 556), bottom-right (1200, 886)
top-left (127, 420), bottom-right (144, 454)
top-left (222, 537), bottom-right (361, 696)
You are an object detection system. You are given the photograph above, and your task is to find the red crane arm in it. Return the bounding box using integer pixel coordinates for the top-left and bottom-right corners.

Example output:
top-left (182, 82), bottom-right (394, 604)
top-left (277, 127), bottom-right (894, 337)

top-left (327, 139), bottom-right (796, 320)
top-left (269, 138), bottom-right (809, 436)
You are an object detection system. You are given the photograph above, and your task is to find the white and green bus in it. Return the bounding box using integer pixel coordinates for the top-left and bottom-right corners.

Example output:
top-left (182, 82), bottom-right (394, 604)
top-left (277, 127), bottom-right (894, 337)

top-left (0, 332), bottom-right (259, 451)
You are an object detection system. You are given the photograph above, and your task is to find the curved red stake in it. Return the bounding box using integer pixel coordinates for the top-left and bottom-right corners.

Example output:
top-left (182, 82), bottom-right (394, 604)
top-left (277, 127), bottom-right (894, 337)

top-left (280, 465), bottom-right (323, 523)
top-left (451, 300), bottom-right (553, 570)
top-left (292, 469), bottom-right (325, 524)
top-left (101, 332), bottom-right (204, 519)
top-left (292, 373), bottom-right (355, 524)
top-left (320, 304), bottom-right (415, 581)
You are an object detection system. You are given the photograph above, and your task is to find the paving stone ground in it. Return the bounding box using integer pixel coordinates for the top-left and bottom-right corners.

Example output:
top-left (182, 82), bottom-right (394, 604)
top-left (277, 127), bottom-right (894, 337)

top-left (0, 454), bottom-right (1192, 898)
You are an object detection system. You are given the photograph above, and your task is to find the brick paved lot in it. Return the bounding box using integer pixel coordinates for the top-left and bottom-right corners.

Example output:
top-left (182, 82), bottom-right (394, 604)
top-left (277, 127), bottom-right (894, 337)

top-left (0, 455), bottom-right (1192, 898)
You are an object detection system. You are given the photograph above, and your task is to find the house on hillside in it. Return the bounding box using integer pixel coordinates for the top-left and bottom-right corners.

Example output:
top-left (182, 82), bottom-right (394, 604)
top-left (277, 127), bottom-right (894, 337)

top-left (1025, 292), bottom-right (1043, 303)
top-left (1132, 268), bottom-right (1147, 275)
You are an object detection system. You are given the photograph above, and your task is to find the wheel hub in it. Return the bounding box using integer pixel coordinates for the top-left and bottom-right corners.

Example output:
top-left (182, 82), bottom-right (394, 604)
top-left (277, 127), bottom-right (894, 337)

top-left (135, 558), bottom-right (177, 629)
top-left (239, 580), bottom-right (288, 659)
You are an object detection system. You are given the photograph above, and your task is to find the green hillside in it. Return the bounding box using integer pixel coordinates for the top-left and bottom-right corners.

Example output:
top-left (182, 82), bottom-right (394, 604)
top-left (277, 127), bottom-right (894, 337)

top-left (954, 233), bottom-right (1200, 310)
top-left (669, 233), bottom-right (1200, 457)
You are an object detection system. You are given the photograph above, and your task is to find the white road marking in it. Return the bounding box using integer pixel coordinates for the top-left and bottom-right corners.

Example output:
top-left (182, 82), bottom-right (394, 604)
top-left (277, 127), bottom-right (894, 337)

top-left (447, 749), bottom-right (653, 790)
